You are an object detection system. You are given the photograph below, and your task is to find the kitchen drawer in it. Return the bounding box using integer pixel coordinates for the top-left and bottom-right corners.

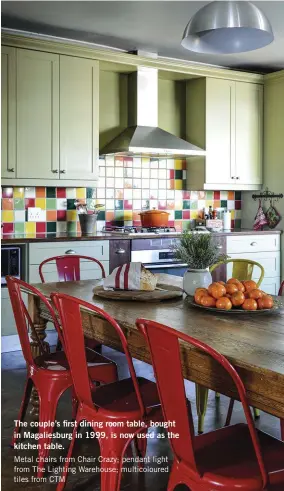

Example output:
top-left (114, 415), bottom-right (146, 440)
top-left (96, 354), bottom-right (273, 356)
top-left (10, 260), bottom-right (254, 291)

top-left (258, 277), bottom-right (280, 296)
top-left (29, 240), bottom-right (109, 265)
top-left (227, 252), bottom-right (280, 279)
top-left (29, 260), bottom-right (109, 284)
top-left (227, 234), bottom-right (280, 254)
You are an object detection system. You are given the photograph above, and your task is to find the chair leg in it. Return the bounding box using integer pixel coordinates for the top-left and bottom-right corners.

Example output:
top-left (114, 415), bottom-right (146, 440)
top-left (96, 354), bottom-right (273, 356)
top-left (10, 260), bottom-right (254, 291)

top-left (215, 392), bottom-right (220, 399)
top-left (11, 378), bottom-right (33, 447)
top-left (253, 408), bottom-right (260, 419)
top-left (225, 398), bottom-right (235, 426)
top-left (71, 387), bottom-right (78, 421)
top-left (280, 418), bottom-right (284, 441)
top-left (195, 384), bottom-right (209, 434)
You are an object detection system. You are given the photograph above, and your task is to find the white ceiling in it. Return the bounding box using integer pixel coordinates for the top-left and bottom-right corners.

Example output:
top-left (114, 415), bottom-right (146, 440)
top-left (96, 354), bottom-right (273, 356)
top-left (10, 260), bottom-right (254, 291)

top-left (2, 1), bottom-right (284, 73)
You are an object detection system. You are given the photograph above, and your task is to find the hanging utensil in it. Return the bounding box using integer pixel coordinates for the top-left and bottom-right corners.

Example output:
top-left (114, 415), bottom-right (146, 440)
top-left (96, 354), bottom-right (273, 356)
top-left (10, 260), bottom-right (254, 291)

top-left (253, 199), bottom-right (268, 231)
top-left (265, 199), bottom-right (282, 229)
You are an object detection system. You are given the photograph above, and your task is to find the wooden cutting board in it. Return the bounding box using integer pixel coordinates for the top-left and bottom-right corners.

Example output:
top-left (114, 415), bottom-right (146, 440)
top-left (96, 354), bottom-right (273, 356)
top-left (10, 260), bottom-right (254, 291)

top-left (93, 283), bottom-right (183, 302)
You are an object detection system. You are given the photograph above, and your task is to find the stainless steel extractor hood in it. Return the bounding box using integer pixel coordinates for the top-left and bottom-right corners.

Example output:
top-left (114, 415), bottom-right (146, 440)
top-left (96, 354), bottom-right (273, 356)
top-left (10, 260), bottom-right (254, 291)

top-left (100, 66), bottom-right (205, 158)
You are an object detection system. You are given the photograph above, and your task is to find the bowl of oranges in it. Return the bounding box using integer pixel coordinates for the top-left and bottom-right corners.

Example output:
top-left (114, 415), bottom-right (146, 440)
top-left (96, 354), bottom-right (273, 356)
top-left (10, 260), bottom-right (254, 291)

top-left (190, 279), bottom-right (278, 314)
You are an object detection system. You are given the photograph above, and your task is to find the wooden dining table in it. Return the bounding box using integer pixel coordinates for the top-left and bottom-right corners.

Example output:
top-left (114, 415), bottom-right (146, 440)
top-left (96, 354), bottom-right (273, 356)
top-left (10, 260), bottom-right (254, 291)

top-left (25, 274), bottom-right (284, 425)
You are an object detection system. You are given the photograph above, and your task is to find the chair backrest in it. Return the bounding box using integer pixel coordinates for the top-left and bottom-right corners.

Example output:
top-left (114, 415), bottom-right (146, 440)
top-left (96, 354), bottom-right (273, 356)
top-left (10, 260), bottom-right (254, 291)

top-left (136, 318), bottom-right (268, 488)
top-left (210, 259), bottom-right (265, 287)
top-left (6, 276), bottom-right (64, 367)
top-left (39, 255), bottom-right (106, 283)
top-left (279, 280), bottom-right (284, 296)
top-left (51, 293), bottom-right (146, 414)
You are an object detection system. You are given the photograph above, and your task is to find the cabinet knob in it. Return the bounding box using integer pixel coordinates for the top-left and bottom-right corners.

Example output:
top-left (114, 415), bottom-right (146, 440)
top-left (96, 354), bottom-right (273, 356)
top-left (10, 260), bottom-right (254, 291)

top-left (60, 170), bottom-right (66, 174)
top-left (231, 176), bottom-right (235, 179)
top-left (115, 248), bottom-right (126, 254)
top-left (7, 168), bottom-right (14, 173)
top-left (250, 242), bottom-right (257, 246)
top-left (236, 176), bottom-right (240, 180)
top-left (51, 169), bottom-right (58, 174)
top-left (65, 249), bottom-right (76, 254)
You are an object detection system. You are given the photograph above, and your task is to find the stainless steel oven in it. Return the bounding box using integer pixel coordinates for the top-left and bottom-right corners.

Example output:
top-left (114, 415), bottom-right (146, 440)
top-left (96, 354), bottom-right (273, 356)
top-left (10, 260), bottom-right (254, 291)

top-left (131, 238), bottom-right (187, 277)
top-left (1, 245), bottom-right (26, 286)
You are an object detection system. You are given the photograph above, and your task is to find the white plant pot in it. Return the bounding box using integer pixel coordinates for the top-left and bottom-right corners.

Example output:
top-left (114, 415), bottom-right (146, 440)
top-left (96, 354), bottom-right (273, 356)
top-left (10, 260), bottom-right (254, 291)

top-left (183, 269), bottom-right (212, 296)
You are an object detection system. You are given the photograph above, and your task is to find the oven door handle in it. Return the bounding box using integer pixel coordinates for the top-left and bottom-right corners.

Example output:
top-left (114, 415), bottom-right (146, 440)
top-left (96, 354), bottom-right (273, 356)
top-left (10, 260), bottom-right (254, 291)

top-left (145, 263), bottom-right (188, 269)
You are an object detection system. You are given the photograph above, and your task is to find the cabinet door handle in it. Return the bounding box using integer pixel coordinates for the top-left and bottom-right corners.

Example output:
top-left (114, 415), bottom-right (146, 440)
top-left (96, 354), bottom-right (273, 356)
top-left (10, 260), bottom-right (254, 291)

top-left (51, 169), bottom-right (58, 174)
top-left (231, 176), bottom-right (235, 179)
top-left (115, 248), bottom-right (126, 254)
top-left (236, 176), bottom-right (240, 180)
top-left (7, 168), bottom-right (14, 172)
top-left (65, 249), bottom-right (76, 254)
top-left (250, 242), bottom-right (257, 246)
top-left (60, 170), bottom-right (66, 174)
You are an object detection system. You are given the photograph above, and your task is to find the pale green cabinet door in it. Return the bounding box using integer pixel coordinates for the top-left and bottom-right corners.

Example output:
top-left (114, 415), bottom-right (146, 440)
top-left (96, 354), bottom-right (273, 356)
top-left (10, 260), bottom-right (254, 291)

top-left (235, 82), bottom-right (263, 185)
top-left (1, 46), bottom-right (16, 178)
top-left (16, 49), bottom-right (59, 178)
top-left (59, 56), bottom-right (99, 180)
top-left (205, 78), bottom-right (236, 185)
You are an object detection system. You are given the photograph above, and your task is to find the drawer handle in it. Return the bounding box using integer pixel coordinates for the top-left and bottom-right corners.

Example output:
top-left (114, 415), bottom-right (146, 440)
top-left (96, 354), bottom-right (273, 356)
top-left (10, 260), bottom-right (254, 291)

top-left (7, 168), bottom-right (15, 173)
top-left (65, 249), bottom-right (76, 254)
top-left (51, 169), bottom-right (58, 174)
top-left (250, 242), bottom-right (257, 246)
top-left (60, 170), bottom-right (66, 174)
top-left (115, 248), bottom-right (126, 254)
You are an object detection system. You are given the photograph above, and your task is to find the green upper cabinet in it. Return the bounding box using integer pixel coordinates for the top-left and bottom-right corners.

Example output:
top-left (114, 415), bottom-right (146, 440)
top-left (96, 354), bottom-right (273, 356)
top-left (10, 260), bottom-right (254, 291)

top-left (1, 46), bottom-right (16, 179)
top-left (59, 56), bottom-right (99, 181)
top-left (186, 77), bottom-right (263, 190)
top-left (16, 49), bottom-right (60, 179)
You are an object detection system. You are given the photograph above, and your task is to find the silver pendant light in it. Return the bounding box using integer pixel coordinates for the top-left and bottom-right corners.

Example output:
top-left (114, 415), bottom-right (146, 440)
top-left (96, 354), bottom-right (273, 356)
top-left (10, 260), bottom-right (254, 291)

top-left (181, 1), bottom-right (274, 54)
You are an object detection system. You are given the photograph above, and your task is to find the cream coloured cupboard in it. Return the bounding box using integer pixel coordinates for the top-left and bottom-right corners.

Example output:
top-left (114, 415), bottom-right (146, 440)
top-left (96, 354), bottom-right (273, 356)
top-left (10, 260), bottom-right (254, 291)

top-left (186, 77), bottom-right (263, 191)
top-left (1, 48), bottom-right (99, 186)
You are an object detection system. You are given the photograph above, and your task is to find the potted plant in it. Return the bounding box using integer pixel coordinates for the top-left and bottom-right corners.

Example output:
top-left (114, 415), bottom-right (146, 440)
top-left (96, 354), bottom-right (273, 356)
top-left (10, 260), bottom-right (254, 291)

top-left (173, 232), bottom-right (227, 295)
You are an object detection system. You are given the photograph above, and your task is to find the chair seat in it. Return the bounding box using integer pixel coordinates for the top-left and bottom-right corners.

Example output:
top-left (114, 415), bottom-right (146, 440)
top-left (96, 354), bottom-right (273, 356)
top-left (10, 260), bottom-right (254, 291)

top-left (195, 424), bottom-right (284, 490)
top-left (34, 347), bottom-right (115, 373)
top-left (92, 377), bottom-right (160, 415)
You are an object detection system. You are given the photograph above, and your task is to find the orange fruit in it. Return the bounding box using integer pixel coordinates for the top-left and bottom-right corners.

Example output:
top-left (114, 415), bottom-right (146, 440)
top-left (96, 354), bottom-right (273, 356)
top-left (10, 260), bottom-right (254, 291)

top-left (236, 282), bottom-right (245, 292)
top-left (200, 295), bottom-right (216, 308)
top-left (225, 283), bottom-right (239, 295)
top-left (195, 288), bottom-right (208, 295)
top-left (231, 291), bottom-right (245, 307)
top-left (249, 289), bottom-right (263, 300)
top-left (242, 280), bottom-right (257, 292)
top-left (242, 298), bottom-right (258, 311)
top-left (227, 278), bottom-right (240, 285)
top-left (218, 281), bottom-right (226, 286)
top-left (225, 293), bottom-right (232, 299)
top-left (216, 297), bottom-right (232, 310)
top-left (258, 296), bottom-right (274, 310)
top-left (194, 291), bottom-right (207, 305)
top-left (243, 291), bottom-right (250, 299)
top-left (208, 283), bottom-right (226, 299)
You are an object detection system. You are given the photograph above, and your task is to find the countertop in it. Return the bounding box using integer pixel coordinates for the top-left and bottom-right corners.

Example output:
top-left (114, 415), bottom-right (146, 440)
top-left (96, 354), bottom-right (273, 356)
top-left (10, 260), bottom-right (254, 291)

top-left (1, 229), bottom-right (282, 244)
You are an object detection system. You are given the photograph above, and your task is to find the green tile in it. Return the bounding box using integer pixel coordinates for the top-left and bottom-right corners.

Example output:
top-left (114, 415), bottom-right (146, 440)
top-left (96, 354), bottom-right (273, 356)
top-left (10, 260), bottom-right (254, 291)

top-left (67, 199), bottom-right (76, 210)
top-left (14, 223), bottom-right (25, 234)
top-left (175, 170), bottom-right (183, 180)
top-left (182, 221), bottom-right (191, 231)
top-left (115, 211), bottom-right (124, 221)
top-left (46, 198), bottom-right (57, 210)
top-left (46, 187), bottom-right (56, 198)
top-left (115, 200), bottom-right (123, 210)
top-left (87, 188), bottom-right (96, 199)
top-left (175, 210), bottom-right (182, 219)
top-left (189, 200), bottom-right (198, 209)
top-left (97, 210), bottom-right (105, 221)
top-left (14, 198), bottom-right (24, 210)
top-left (221, 200), bottom-right (227, 208)
top-left (205, 191), bottom-right (213, 199)
top-left (86, 198), bottom-right (96, 210)
top-left (235, 219), bottom-right (242, 228)
top-left (46, 222), bottom-right (56, 233)
top-left (67, 222), bottom-right (77, 233)
top-left (235, 191), bottom-right (242, 200)
top-left (183, 200), bottom-right (190, 209)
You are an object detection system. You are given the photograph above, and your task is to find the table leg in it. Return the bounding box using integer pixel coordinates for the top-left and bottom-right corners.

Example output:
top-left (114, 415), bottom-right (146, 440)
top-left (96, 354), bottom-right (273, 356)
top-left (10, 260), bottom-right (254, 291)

top-left (195, 384), bottom-right (209, 434)
top-left (28, 294), bottom-right (49, 417)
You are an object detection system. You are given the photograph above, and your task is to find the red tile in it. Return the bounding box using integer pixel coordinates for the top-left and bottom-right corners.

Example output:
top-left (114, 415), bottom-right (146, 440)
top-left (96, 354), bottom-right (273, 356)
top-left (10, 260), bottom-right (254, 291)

top-left (57, 210), bottom-right (67, 221)
top-left (231, 219), bottom-right (235, 229)
top-left (168, 220), bottom-right (175, 227)
top-left (158, 201), bottom-right (166, 210)
top-left (2, 187), bottom-right (13, 198)
top-left (56, 187), bottom-right (66, 198)
top-left (214, 191), bottom-right (220, 200)
top-left (169, 169), bottom-right (175, 179)
top-left (235, 200), bottom-right (242, 210)
top-left (182, 160), bottom-right (187, 170)
top-left (183, 210), bottom-right (190, 219)
top-left (36, 222), bottom-right (46, 233)
top-left (182, 191), bottom-right (190, 199)
top-left (124, 200), bottom-right (132, 210)
top-left (25, 198), bottom-right (35, 208)
top-left (3, 223), bottom-right (14, 234)
top-left (133, 220), bottom-right (142, 227)
top-left (150, 191), bottom-right (158, 199)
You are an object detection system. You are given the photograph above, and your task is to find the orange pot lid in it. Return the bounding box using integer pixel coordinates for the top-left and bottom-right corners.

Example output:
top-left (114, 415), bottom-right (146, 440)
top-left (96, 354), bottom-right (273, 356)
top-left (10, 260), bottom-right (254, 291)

top-left (140, 209), bottom-right (169, 215)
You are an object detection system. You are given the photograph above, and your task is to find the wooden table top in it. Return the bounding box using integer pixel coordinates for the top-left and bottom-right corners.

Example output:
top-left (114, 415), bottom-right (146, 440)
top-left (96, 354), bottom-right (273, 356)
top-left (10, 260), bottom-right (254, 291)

top-left (29, 274), bottom-right (284, 379)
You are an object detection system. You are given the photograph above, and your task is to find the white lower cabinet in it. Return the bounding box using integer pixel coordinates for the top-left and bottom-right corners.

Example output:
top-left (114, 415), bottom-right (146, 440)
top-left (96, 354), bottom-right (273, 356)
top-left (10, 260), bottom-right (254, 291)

top-left (226, 234), bottom-right (281, 295)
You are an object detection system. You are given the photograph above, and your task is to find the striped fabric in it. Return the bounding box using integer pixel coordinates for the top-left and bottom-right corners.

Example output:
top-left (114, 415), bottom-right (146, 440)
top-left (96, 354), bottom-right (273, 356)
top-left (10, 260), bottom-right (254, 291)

top-left (103, 262), bottom-right (142, 290)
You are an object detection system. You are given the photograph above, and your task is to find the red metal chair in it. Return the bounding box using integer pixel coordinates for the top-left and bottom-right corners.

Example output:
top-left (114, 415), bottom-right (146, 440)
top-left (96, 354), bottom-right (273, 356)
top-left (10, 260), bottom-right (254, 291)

top-left (136, 318), bottom-right (284, 491)
top-left (39, 254), bottom-right (105, 350)
top-left (6, 276), bottom-right (118, 477)
top-left (51, 292), bottom-right (162, 491)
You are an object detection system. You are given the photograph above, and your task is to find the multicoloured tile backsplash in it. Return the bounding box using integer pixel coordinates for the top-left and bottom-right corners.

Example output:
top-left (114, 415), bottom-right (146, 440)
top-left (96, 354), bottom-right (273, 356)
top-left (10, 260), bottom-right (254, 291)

top-left (1, 157), bottom-right (242, 235)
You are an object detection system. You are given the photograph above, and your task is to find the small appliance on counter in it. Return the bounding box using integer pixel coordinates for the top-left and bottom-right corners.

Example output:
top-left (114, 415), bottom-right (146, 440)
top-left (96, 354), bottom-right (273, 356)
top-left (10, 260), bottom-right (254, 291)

top-left (223, 210), bottom-right (232, 231)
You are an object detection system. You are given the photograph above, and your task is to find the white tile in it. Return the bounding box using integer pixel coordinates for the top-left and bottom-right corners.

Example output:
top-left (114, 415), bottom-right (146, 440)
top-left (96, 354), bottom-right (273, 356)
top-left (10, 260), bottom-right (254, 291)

top-left (133, 200), bottom-right (141, 210)
top-left (96, 221), bottom-right (106, 232)
top-left (14, 210), bottom-right (25, 222)
top-left (124, 189), bottom-right (133, 199)
top-left (159, 180), bottom-right (167, 189)
top-left (99, 166), bottom-right (106, 177)
top-left (24, 187), bottom-right (35, 198)
top-left (115, 178), bottom-right (124, 188)
top-left (115, 167), bottom-right (123, 177)
top-left (40, 210), bottom-right (46, 221)
top-left (66, 188), bottom-right (76, 198)
top-left (227, 200), bottom-right (235, 210)
top-left (106, 177), bottom-right (114, 188)
top-left (133, 189), bottom-right (141, 199)
top-left (150, 159), bottom-right (159, 169)
top-left (57, 198), bottom-right (67, 210)
top-left (150, 169), bottom-right (158, 179)
top-left (220, 191), bottom-right (228, 200)
top-left (142, 168), bottom-right (150, 178)
top-left (106, 167), bottom-right (114, 177)
top-left (106, 188), bottom-right (115, 199)
top-left (106, 199), bottom-right (114, 210)
top-left (56, 222), bottom-right (67, 233)
top-left (158, 190), bottom-right (167, 199)
top-left (150, 179), bottom-right (158, 189)
top-left (105, 156), bottom-right (114, 166)
top-left (158, 159), bottom-right (167, 168)
top-left (97, 188), bottom-right (105, 199)
top-left (133, 168), bottom-right (141, 178)
top-left (133, 157), bottom-right (142, 168)
top-left (166, 159), bottom-right (175, 169)
top-left (159, 169), bottom-right (167, 179)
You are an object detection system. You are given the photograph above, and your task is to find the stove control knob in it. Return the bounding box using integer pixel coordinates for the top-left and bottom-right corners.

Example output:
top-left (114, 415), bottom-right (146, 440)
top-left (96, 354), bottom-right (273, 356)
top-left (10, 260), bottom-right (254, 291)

top-left (115, 248), bottom-right (126, 254)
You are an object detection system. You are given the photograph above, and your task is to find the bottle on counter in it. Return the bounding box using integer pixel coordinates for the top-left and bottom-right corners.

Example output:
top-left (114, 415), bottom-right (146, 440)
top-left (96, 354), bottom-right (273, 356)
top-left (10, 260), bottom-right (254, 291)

top-left (208, 206), bottom-right (213, 219)
top-left (212, 209), bottom-right (217, 219)
top-left (223, 210), bottom-right (231, 231)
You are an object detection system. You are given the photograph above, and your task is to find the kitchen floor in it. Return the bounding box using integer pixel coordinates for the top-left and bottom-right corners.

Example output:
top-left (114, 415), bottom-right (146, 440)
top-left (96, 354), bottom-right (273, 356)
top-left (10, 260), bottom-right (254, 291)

top-left (2, 346), bottom-right (281, 491)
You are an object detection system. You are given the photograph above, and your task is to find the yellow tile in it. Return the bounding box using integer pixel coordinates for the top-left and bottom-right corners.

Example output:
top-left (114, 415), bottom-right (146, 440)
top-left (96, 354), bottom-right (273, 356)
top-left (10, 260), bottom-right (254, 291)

top-left (124, 211), bottom-right (133, 221)
top-left (35, 198), bottom-right (46, 209)
top-left (174, 160), bottom-right (183, 170)
top-left (174, 180), bottom-right (183, 190)
top-left (25, 222), bottom-right (36, 234)
top-left (2, 211), bottom-right (14, 222)
top-left (14, 187), bottom-right (24, 198)
top-left (67, 210), bottom-right (77, 221)
top-left (230, 210), bottom-right (235, 219)
top-left (76, 188), bottom-right (86, 199)
top-left (190, 210), bottom-right (198, 219)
